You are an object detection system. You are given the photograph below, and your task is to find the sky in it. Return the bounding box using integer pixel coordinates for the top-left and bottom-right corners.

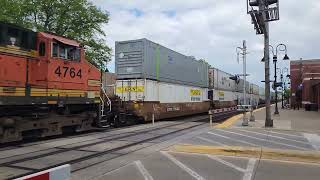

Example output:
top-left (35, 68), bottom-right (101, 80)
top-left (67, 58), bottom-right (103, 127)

top-left (92, 0), bottom-right (320, 87)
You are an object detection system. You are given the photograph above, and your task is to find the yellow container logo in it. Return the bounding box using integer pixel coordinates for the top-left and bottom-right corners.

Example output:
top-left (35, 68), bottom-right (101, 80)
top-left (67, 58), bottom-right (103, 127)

top-left (116, 86), bottom-right (144, 93)
top-left (218, 91), bottom-right (225, 97)
top-left (190, 89), bottom-right (201, 96)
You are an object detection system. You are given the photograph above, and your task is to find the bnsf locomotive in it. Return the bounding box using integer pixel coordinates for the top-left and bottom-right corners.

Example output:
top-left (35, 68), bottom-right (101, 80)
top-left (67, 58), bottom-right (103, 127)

top-left (0, 22), bottom-right (117, 143)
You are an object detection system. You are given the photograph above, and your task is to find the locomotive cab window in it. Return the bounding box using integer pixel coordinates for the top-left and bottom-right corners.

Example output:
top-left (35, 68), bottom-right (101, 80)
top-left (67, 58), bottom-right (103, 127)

top-left (67, 47), bottom-right (80, 61)
top-left (39, 42), bottom-right (46, 56)
top-left (59, 45), bottom-right (67, 59)
top-left (52, 43), bottom-right (58, 57)
top-left (0, 24), bottom-right (4, 45)
top-left (51, 41), bottom-right (80, 61)
top-left (0, 22), bottom-right (36, 50)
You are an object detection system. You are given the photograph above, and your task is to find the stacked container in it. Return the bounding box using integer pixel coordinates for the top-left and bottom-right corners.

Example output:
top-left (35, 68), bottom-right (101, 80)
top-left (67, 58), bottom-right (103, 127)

top-left (115, 39), bottom-right (210, 121)
top-left (115, 38), bottom-right (208, 88)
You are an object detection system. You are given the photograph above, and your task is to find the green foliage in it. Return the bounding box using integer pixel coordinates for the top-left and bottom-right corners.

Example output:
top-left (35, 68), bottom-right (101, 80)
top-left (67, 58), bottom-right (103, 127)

top-left (284, 88), bottom-right (291, 99)
top-left (0, 0), bottom-right (111, 68)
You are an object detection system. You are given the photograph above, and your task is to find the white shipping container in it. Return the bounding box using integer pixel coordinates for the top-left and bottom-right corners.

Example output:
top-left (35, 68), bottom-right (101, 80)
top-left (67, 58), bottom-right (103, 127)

top-left (235, 92), bottom-right (259, 106)
top-left (213, 68), bottom-right (235, 91)
top-left (116, 79), bottom-right (208, 103)
top-left (252, 84), bottom-right (259, 95)
top-left (213, 90), bottom-right (236, 102)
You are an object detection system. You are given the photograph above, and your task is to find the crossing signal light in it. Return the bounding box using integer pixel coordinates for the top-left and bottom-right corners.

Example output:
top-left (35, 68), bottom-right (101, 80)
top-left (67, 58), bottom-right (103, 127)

top-left (249, 0), bottom-right (278, 6)
top-left (229, 75), bottom-right (240, 84)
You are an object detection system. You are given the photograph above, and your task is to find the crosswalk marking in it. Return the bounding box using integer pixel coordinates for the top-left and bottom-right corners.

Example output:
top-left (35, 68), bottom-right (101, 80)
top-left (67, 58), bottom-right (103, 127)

top-left (134, 160), bottom-right (154, 180)
top-left (207, 155), bottom-right (247, 172)
top-left (303, 133), bottom-right (320, 150)
top-left (197, 136), bottom-right (227, 146)
top-left (161, 151), bottom-right (206, 180)
top-left (236, 129), bottom-right (309, 144)
top-left (216, 129), bottom-right (309, 150)
top-left (264, 130), bottom-right (304, 139)
top-left (243, 158), bottom-right (256, 180)
top-left (207, 132), bottom-right (258, 146)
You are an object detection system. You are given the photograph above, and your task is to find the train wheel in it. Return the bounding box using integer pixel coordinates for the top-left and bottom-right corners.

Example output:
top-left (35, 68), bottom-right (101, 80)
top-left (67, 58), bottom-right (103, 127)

top-left (112, 115), bottom-right (120, 128)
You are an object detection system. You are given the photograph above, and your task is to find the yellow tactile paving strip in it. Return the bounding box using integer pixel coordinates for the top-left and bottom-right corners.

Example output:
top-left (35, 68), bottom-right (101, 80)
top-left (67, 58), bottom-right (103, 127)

top-left (215, 106), bottom-right (266, 128)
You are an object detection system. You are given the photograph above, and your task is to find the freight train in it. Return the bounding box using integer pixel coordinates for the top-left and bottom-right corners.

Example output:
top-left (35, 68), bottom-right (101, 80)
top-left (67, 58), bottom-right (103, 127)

top-left (113, 39), bottom-right (264, 122)
top-left (0, 22), bottom-right (265, 143)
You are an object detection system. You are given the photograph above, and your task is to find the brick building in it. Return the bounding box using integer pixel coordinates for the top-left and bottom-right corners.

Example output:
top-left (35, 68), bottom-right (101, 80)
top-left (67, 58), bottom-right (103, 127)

top-left (290, 59), bottom-right (320, 110)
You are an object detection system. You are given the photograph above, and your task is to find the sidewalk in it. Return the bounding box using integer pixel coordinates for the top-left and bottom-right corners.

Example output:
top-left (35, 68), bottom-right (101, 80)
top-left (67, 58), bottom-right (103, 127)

top-left (232, 104), bottom-right (320, 133)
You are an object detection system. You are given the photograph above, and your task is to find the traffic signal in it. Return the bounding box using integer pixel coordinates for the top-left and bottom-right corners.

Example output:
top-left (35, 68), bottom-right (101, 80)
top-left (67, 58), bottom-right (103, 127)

top-left (272, 82), bottom-right (282, 90)
top-left (249, 0), bottom-right (278, 6)
top-left (229, 75), bottom-right (240, 84)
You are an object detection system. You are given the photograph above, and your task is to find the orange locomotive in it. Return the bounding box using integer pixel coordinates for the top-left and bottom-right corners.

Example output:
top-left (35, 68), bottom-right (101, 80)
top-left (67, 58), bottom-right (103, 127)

top-left (0, 22), bottom-right (107, 143)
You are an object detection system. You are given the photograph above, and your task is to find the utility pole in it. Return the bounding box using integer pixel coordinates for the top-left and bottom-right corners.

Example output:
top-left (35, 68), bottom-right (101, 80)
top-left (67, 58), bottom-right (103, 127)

top-left (259, 0), bottom-right (272, 127)
top-left (242, 40), bottom-right (247, 105)
top-left (236, 40), bottom-right (249, 126)
top-left (247, 0), bottom-right (280, 127)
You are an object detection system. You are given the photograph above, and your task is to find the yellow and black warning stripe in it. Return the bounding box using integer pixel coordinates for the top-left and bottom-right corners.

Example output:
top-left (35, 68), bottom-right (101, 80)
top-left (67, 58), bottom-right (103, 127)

top-left (88, 79), bottom-right (101, 87)
top-left (31, 88), bottom-right (100, 98)
top-left (0, 87), bottom-right (25, 96)
top-left (1, 87), bottom-right (99, 98)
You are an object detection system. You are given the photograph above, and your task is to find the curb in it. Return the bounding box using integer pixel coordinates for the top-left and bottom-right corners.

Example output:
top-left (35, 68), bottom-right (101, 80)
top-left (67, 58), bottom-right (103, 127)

top-left (169, 144), bottom-right (320, 164)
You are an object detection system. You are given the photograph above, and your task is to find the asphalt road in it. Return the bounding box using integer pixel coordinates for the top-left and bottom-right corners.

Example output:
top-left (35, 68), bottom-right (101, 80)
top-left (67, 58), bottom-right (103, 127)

top-left (96, 151), bottom-right (320, 180)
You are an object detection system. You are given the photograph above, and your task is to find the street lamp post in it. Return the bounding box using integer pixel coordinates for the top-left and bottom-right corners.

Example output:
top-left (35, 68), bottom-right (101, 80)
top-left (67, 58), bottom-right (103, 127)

top-left (273, 55), bottom-right (279, 114)
top-left (267, 44), bottom-right (289, 115)
top-left (280, 67), bottom-right (289, 108)
top-left (281, 73), bottom-right (284, 108)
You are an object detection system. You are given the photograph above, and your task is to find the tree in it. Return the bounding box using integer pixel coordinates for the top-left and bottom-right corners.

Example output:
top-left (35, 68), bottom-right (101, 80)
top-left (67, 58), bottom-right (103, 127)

top-left (284, 88), bottom-right (291, 100)
top-left (0, 0), bottom-right (111, 69)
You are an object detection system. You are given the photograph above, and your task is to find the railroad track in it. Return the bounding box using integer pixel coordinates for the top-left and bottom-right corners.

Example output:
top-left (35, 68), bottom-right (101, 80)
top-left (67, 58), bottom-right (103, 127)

top-left (0, 110), bottom-right (239, 180)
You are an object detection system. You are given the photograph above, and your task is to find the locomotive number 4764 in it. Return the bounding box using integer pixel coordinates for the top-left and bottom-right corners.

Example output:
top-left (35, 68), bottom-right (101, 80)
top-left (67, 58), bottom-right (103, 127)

top-left (54, 66), bottom-right (82, 78)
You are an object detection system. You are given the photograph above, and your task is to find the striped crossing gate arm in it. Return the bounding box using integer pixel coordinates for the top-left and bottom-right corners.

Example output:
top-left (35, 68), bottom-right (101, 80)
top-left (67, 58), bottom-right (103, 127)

top-left (14, 164), bottom-right (70, 180)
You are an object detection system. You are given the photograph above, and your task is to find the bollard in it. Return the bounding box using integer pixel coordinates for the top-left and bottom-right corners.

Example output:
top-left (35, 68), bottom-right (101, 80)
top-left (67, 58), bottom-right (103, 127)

top-left (250, 107), bottom-right (255, 122)
top-left (152, 113), bottom-right (155, 126)
top-left (242, 107), bottom-right (249, 126)
top-left (208, 110), bottom-right (213, 127)
top-left (242, 112), bottom-right (249, 126)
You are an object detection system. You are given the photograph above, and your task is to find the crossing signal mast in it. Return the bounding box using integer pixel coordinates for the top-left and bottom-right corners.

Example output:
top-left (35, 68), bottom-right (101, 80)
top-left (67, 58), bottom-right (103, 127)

top-left (247, 0), bottom-right (279, 34)
top-left (246, 0), bottom-right (280, 127)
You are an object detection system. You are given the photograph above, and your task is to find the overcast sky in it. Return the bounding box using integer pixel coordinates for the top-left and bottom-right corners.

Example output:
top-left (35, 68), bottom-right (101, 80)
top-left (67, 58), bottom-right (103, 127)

top-left (92, 0), bottom-right (320, 86)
